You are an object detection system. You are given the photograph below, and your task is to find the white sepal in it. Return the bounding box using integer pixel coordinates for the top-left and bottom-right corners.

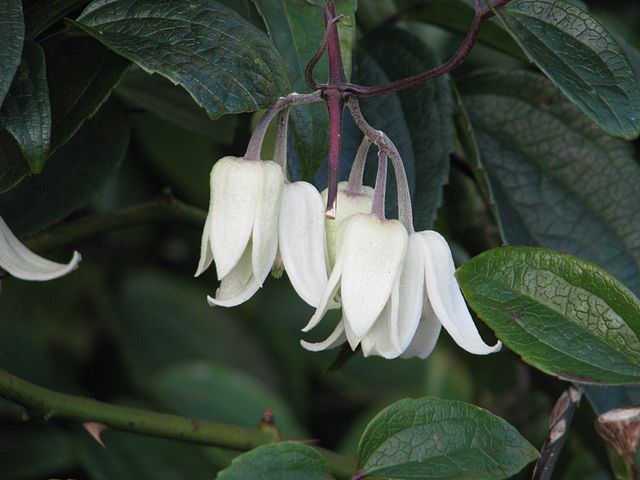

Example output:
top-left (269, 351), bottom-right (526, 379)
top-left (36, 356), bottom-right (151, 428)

top-left (279, 181), bottom-right (329, 307)
top-left (394, 234), bottom-right (425, 352)
top-left (0, 217), bottom-right (81, 281)
top-left (195, 211), bottom-right (214, 277)
top-left (361, 277), bottom-right (403, 359)
top-left (401, 298), bottom-right (442, 360)
top-left (300, 320), bottom-right (346, 352)
top-left (207, 243), bottom-right (261, 307)
top-left (418, 231), bottom-right (501, 355)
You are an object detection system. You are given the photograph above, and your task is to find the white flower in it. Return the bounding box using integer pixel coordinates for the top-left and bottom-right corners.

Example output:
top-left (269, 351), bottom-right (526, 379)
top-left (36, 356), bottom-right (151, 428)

top-left (0, 216), bottom-right (80, 282)
top-left (301, 218), bottom-right (501, 359)
top-left (278, 181), bottom-right (374, 308)
top-left (196, 156), bottom-right (284, 307)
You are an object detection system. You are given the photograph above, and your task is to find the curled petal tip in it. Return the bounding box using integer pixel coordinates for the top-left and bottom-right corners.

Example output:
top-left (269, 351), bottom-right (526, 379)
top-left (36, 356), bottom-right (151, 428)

top-left (206, 295), bottom-right (217, 307)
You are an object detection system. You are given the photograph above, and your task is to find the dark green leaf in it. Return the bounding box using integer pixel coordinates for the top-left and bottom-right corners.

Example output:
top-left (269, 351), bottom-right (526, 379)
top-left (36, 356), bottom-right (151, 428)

top-left (151, 361), bottom-right (306, 438)
top-left (457, 247), bottom-right (640, 384)
top-left (356, 397), bottom-right (538, 479)
top-left (458, 70), bottom-right (640, 297)
top-left (1, 41), bottom-right (51, 172)
top-left (217, 442), bottom-right (332, 480)
top-left (0, 0), bottom-right (24, 105)
top-left (113, 271), bottom-right (279, 388)
top-left (24, 0), bottom-right (87, 38)
top-left (494, 0), bottom-right (640, 139)
top-left (0, 101), bottom-right (129, 236)
top-left (252, 0), bottom-right (356, 178)
top-left (397, 0), bottom-right (526, 60)
top-left (76, 0), bottom-right (289, 120)
top-left (361, 26), bottom-right (454, 229)
top-left (0, 130), bottom-right (29, 193)
top-left (118, 69), bottom-right (238, 140)
top-left (43, 33), bottom-right (130, 153)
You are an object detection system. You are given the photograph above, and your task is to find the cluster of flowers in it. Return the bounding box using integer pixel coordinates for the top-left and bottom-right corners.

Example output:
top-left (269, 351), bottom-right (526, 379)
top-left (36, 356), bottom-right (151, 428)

top-left (196, 142), bottom-right (500, 360)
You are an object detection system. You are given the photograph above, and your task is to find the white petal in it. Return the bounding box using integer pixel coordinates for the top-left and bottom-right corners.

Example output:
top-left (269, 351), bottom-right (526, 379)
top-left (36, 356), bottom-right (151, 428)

top-left (401, 297), bottom-right (442, 359)
top-left (361, 278), bottom-right (403, 359)
top-left (340, 214), bottom-right (408, 339)
top-left (251, 160), bottom-right (285, 286)
top-left (300, 320), bottom-right (346, 352)
top-left (195, 210), bottom-right (214, 277)
top-left (419, 231), bottom-right (501, 355)
top-left (210, 157), bottom-right (260, 280)
top-left (322, 182), bottom-right (375, 267)
top-left (207, 241), bottom-right (260, 307)
top-left (395, 234), bottom-right (425, 352)
top-left (279, 181), bottom-right (329, 307)
top-left (0, 217), bottom-right (81, 281)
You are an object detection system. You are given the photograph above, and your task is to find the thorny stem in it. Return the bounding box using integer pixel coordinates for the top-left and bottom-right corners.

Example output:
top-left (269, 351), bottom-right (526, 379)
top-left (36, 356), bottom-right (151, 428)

top-left (273, 107), bottom-right (290, 176)
top-left (244, 91), bottom-right (322, 161)
top-left (0, 368), bottom-right (356, 480)
top-left (372, 151), bottom-right (388, 220)
top-left (345, 137), bottom-right (371, 195)
top-left (346, 97), bottom-right (414, 231)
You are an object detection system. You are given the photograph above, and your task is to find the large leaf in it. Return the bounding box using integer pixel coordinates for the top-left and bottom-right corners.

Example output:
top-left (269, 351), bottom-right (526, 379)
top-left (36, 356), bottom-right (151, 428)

top-left (494, 0), bottom-right (640, 140)
top-left (457, 247), bottom-right (640, 384)
top-left (252, 0), bottom-right (356, 178)
top-left (356, 397), bottom-right (538, 479)
top-left (0, 102), bottom-right (129, 236)
top-left (0, 0), bottom-right (24, 106)
top-left (0, 41), bottom-right (50, 172)
top-left (217, 442), bottom-right (332, 480)
top-left (458, 70), bottom-right (640, 297)
top-left (76, 0), bottom-right (289, 120)
top-left (360, 27), bottom-right (454, 230)
top-left (42, 33), bottom-right (130, 153)
top-left (0, 128), bottom-right (29, 193)
top-left (151, 361), bottom-right (306, 438)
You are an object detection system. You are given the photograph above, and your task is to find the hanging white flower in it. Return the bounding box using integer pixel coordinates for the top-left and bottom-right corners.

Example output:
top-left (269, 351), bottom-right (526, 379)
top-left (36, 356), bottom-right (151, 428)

top-left (196, 156), bottom-right (284, 307)
top-left (0, 216), bottom-right (80, 282)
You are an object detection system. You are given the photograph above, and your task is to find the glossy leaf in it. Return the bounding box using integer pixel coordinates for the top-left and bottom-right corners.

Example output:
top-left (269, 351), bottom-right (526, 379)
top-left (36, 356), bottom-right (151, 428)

top-left (217, 442), bottom-right (332, 480)
top-left (494, 0), bottom-right (640, 139)
top-left (457, 247), bottom-right (640, 384)
top-left (0, 41), bottom-right (50, 172)
top-left (42, 33), bottom-right (130, 153)
top-left (253, 0), bottom-right (356, 178)
top-left (361, 27), bottom-right (454, 229)
top-left (458, 70), bottom-right (640, 297)
top-left (151, 361), bottom-right (306, 438)
top-left (76, 0), bottom-right (289, 120)
top-left (0, 102), bottom-right (129, 236)
top-left (356, 397), bottom-right (538, 479)
top-left (0, 0), bottom-right (24, 106)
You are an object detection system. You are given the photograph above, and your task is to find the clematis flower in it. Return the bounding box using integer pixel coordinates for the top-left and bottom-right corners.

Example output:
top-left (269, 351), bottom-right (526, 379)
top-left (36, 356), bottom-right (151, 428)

top-left (196, 156), bottom-right (284, 307)
top-left (0, 216), bottom-right (80, 282)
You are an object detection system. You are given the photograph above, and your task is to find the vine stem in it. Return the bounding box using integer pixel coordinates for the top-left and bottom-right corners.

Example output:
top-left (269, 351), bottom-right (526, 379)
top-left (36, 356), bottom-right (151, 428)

top-left (244, 91), bottom-right (322, 161)
top-left (0, 368), bottom-right (356, 479)
top-left (345, 97), bottom-right (413, 231)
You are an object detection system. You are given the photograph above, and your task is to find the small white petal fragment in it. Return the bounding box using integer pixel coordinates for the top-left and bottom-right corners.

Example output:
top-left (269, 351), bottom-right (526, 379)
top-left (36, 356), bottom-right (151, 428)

top-left (251, 161), bottom-right (285, 286)
top-left (418, 231), bottom-right (501, 355)
top-left (210, 157), bottom-right (261, 279)
top-left (279, 181), bottom-right (329, 307)
top-left (301, 320), bottom-right (346, 352)
top-left (83, 422), bottom-right (109, 448)
top-left (340, 215), bottom-right (408, 338)
top-left (0, 217), bottom-right (81, 281)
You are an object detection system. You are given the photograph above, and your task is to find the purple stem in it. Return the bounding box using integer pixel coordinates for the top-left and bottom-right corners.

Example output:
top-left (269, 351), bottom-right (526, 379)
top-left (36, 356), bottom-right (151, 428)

top-left (372, 151), bottom-right (388, 220)
top-left (325, 89), bottom-right (343, 218)
top-left (345, 136), bottom-right (371, 195)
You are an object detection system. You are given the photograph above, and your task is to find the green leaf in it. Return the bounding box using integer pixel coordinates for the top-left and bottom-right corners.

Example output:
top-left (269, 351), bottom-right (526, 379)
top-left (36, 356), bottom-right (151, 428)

top-left (0, 0), bottom-right (24, 106)
top-left (252, 0), bottom-right (356, 178)
top-left (217, 442), bottom-right (333, 480)
top-left (458, 70), bottom-right (640, 297)
top-left (457, 247), bottom-right (640, 384)
top-left (42, 33), bottom-right (130, 153)
top-left (361, 26), bottom-right (454, 229)
top-left (118, 69), bottom-right (238, 139)
top-left (356, 397), bottom-right (538, 479)
top-left (0, 41), bottom-right (51, 172)
top-left (113, 271), bottom-right (279, 388)
top-left (494, 0), bottom-right (640, 140)
top-left (151, 361), bottom-right (306, 438)
top-left (0, 130), bottom-right (29, 193)
top-left (76, 0), bottom-right (289, 120)
top-left (397, 0), bottom-right (526, 61)
top-left (0, 101), bottom-right (129, 236)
